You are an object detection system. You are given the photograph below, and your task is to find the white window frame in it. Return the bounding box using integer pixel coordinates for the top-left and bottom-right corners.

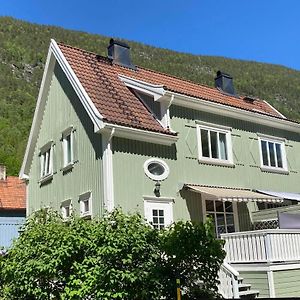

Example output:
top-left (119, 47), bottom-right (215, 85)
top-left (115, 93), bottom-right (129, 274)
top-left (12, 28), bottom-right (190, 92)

top-left (258, 134), bottom-right (288, 173)
top-left (62, 127), bottom-right (74, 171)
top-left (79, 191), bottom-right (92, 218)
top-left (61, 199), bottom-right (72, 219)
top-left (202, 197), bottom-right (239, 237)
top-left (143, 196), bottom-right (174, 229)
top-left (196, 121), bottom-right (233, 166)
top-left (40, 141), bottom-right (54, 182)
top-left (144, 158), bottom-right (170, 181)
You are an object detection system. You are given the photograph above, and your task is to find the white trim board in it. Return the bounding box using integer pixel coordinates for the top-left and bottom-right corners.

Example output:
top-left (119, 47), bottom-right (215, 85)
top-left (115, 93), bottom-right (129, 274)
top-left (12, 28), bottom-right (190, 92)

top-left (168, 91), bottom-right (300, 134)
top-left (233, 262), bottom-right (300, 272)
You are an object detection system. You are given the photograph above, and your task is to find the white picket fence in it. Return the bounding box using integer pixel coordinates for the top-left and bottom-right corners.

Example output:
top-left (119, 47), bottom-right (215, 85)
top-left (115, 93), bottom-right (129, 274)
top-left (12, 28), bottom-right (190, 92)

top-left (221, 229), bottom-right (300, 263)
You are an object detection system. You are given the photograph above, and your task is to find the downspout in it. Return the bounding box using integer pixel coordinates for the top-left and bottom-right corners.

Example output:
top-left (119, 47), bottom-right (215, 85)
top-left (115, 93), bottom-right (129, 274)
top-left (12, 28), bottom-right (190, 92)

top-left (102, 128), bottom-right (115, 213)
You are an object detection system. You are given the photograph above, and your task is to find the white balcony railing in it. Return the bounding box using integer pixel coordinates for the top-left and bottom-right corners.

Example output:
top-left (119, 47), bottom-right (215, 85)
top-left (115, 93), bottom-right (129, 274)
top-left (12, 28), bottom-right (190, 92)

top-left (221, 229), bottom-right (300, 264)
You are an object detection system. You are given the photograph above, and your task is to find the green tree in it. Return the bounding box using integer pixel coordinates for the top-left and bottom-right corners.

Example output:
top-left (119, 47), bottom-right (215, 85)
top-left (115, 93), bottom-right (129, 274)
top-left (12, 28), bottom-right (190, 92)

top-left (0, 209), bottom-right (225, 299)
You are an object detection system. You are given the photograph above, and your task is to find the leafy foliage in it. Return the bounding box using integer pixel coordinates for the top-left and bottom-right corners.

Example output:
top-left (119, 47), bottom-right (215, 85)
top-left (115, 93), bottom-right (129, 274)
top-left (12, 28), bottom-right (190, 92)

top-left (0, 209), bottom-right (225, 299)
top-left (1, 16), bottom-right (300, 174)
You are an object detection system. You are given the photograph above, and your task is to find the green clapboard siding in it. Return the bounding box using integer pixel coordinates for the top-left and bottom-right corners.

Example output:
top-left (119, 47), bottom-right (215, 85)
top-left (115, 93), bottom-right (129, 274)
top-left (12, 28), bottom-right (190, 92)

top-left (274, 269), bottom-right (300, 297)
top-left (28, 62), bottom-right (104, 217)
top-left (239, 271), bottom-right (270, 298)
top-left (112, 104), bottom-right (300, 225)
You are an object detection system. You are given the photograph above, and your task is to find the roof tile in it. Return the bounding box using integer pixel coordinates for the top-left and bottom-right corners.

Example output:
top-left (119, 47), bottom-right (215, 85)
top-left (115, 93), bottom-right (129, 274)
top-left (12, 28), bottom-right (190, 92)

top-left (57, 43), bottom-right (284, 135)
top-left (0, 177), bottom-right (26, 210)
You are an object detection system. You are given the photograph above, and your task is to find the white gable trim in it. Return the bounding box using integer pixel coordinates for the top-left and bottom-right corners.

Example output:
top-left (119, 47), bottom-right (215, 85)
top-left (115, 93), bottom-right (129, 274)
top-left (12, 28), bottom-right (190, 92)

top-left (19, 39), bottom-right (104, 179)
top-left (119, 74), bottom-right (165, 101)
top-left (169, 91), bottom-right (300, 133)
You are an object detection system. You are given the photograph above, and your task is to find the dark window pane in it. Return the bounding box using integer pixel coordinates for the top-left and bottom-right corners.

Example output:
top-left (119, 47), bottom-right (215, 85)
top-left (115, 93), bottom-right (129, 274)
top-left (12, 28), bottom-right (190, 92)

top-left (159, 217), bottom-right (164, 224)
top-left (275, 143), bottom-right (283, 168)
top-left (227, 225), bottom-right (235, 233)
top-left (216, 214), bottom-right (225, 225)
top-left (226, 214), bottom-right (234, 226)
top-left (159, 210), bottom-right (164, 216)
top-left (201, 129), bottom-right (209, 157)
top-left (217, 226), bottom-right (226, 236)
top-left (206, 200), bottom-right (214, 212)
top-left (219, 133), bottom-right (228, 160)
top-left (153, 217), bottom-right (158, 224)
top-left (148, 163), bottom-right (164, 176)
top-left (215, 201), bottom-right (224, 212)
top-left (268, 142), bottom-right (276, 167)
top-left (225, 202), bottom-right (233, 212)
top-left (261, 140), bottom-right (268, 166)
top-left (66, 134), bottom-right (72, 164)
top-left (210, 131), bottom-right (218, 158)
top-left (152, 210), bottom-right (158, 216)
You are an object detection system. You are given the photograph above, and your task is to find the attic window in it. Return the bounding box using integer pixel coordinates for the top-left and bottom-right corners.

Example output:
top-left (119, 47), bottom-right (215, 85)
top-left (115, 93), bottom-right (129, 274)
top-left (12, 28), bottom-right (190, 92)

top-left (134, 90), bottom-right (162, 120)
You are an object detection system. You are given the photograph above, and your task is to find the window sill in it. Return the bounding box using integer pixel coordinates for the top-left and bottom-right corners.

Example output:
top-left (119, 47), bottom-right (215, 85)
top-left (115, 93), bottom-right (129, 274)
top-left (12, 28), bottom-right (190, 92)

top-left (198, 158), bottom-right (235, 168)
top-left (80, 213), bottom-right (92, 219)
top-left (39, 174), bottom-right (53, 184)
top-left (260, 166), bottom-right (289, 175)
top-left (61, 162), bottom-right (74, 172)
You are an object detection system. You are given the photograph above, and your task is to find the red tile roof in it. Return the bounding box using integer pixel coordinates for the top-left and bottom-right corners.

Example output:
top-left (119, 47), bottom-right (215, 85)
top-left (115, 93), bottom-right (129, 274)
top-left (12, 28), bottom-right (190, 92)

top-left (58, 43), bottom-right (284, 134)
top-left (0, 177), bottom-right (26, 210)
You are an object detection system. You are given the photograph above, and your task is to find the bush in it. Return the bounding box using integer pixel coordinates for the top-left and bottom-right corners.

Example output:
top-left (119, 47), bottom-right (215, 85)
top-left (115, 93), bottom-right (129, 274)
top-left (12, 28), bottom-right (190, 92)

top-left (0, 208), bottom-right (225, 299)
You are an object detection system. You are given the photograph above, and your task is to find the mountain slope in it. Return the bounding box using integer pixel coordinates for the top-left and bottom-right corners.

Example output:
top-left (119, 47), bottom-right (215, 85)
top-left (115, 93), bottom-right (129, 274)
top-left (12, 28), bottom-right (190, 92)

top-left (0, 16), bottom-right (300, 175)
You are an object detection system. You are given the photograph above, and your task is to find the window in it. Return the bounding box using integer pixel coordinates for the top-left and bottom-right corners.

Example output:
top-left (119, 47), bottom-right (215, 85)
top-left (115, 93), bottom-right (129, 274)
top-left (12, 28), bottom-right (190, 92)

top-left (197, 122), bottom-right (233, 165)
top-left (61, 199), bottom-right (72, 219)
top-left (205, 200), bottom-right (236, 237)
top-left (144, 197), bottom-right (173, 229)
top-left (62, 128), bottom-right (74, 170)
top-left (258, 136), bottom-right (287, 172)
top-left (144, 158), bottom-right (170, 181)
top-left (40, 142), bottom-right (53, 180)
top-left (79, 192), bottom-right (92, 218)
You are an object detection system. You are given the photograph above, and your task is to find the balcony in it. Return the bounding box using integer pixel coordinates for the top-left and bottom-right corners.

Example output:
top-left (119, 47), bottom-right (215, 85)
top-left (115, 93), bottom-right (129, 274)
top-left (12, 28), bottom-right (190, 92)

top-left (221, 229), bottom-right (300, 264)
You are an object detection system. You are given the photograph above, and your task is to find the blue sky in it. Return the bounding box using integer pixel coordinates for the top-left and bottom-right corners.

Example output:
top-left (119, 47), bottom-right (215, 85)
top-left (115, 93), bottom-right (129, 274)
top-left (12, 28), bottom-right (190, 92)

top-left (2, 0), bottom-right (300, 70)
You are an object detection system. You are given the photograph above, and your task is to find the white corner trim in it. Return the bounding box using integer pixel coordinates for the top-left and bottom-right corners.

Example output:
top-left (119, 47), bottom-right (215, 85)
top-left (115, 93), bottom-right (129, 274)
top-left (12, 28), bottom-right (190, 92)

top-left (102, 128), bottom-right (115, 212)
top-left (267, 270), bottom-right (276, 298)
top-left (19, 39), bottom-right (104, 179)
top-left (119, 74), bottom-right (165, 101)
top-left (167, 91), bottom-right (300, 133)
top-left (101, 123), bottom-right (178, 146)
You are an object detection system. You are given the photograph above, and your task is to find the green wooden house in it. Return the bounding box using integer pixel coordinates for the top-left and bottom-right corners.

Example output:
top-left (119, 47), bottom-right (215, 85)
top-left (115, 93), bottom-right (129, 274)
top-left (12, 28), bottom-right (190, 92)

top-left (20, 39), bottom-right (300, 298)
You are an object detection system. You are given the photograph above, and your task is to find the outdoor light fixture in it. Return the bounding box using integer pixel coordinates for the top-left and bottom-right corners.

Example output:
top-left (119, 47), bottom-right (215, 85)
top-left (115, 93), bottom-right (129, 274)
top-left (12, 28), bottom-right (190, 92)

top-left (154, 181), bottom-right (161, 197)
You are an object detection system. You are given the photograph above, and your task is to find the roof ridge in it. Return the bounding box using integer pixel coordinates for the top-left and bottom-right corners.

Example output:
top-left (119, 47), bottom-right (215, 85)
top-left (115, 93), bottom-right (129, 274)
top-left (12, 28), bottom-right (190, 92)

top-left (57, 42), bottom-right (248, 100)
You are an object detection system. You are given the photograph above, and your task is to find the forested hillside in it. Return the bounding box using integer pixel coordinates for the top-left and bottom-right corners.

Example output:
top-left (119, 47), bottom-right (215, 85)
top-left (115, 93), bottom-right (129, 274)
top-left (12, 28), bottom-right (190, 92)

top-left (1, 16), bottom-right (300, 175)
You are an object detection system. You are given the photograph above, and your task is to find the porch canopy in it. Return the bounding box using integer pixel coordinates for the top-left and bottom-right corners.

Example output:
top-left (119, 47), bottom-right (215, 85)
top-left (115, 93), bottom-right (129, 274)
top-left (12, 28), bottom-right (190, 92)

top-left (256, 190), bottom-right (300, 202)
top-left (185, 185), bottom-right (283, 203)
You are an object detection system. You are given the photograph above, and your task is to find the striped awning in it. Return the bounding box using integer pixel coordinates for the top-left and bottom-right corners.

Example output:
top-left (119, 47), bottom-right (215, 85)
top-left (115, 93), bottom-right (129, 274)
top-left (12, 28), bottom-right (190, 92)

top-left (186, 185), bottom-right (283, 203)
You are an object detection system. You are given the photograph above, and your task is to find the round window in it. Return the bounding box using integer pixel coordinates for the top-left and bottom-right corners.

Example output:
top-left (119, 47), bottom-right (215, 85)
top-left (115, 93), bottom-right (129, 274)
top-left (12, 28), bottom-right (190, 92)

top-left (144, 158), bottom-right (169, 181)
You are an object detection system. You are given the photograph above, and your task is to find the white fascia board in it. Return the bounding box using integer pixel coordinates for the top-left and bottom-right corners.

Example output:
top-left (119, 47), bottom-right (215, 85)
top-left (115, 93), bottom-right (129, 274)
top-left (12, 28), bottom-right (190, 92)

top-left (50, 39), bottom-right (104, 130)
top-left (100, 123), bottom-right (178, 146)
top-left (234, 263), bottom-right (300, 272)
top-left (119, 74), bottom-right (165, 101)
top-left (19, 39), bottom-right (104, 179)
top-left (263, 100), bottom-right (286, 119)
top-left (168, 91), bottom-right (300, 133)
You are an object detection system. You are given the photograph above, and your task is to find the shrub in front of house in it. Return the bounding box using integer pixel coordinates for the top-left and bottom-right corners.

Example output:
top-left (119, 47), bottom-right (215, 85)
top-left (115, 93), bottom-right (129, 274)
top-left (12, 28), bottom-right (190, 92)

top-left (0, 208), bottom-right (225, 299)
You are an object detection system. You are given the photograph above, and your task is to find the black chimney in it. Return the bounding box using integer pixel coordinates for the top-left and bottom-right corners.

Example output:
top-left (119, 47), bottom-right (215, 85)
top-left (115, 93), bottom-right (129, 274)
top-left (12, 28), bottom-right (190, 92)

top-left (214, 71), bottom-right (236, 96)
top-left (107, 39), bottom-right (136, 69)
